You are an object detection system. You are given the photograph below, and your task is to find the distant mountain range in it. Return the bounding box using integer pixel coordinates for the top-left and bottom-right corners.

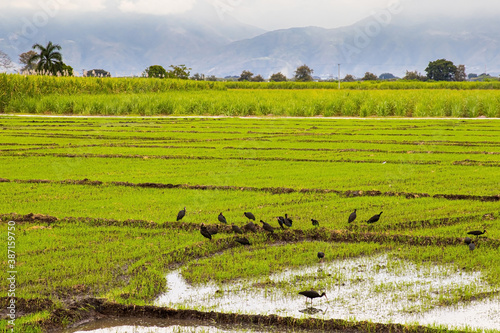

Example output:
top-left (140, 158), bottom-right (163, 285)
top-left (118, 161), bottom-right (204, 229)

top-left (1, 4), bottom-right (499, 78)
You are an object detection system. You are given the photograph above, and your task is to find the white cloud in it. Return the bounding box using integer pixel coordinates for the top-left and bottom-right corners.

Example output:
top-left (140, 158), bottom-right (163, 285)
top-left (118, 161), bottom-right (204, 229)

top-left (118, 0), bottom-right (196, 15)
top-left (0, 0), bottom-right (106, 12)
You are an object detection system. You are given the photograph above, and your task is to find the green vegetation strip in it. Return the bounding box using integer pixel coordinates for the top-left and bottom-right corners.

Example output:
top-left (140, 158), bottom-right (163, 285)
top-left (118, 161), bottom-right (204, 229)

top-left (2, 73), bottom-right (500, 117)
top-left (1, 177), bottom-right (499, 202)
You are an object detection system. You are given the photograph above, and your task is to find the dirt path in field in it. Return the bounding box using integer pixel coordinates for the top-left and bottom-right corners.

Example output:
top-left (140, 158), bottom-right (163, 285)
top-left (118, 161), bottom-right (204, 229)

top-left (2, 177), bottom-right (499, 202)
top-left (2, 114), bottom-right (500, 120)
top-left (4, 141), bottom-right (499, 155)
top-left (5, 150), bottom-right (500, 166)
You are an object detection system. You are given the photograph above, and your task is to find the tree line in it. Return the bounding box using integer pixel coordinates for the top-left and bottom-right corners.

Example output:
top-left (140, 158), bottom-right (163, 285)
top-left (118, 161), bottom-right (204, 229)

top-left (0, 41), bottom-right (496, 82)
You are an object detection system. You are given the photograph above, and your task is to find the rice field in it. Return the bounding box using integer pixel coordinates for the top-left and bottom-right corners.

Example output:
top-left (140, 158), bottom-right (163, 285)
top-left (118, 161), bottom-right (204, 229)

top-left (0, 115), bottom-right (499, 332)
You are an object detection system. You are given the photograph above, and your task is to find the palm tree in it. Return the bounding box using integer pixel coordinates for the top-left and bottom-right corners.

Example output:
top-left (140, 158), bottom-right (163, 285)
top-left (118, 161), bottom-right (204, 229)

top-left (28, 41), bottom-right (63, 75)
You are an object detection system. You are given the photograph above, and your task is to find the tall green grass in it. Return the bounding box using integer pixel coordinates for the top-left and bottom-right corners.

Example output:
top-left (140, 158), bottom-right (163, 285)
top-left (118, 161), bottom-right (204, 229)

top-left (4, 89), bottom-right (500, 117)
top-left (2, 73), bottom-right (500, 116)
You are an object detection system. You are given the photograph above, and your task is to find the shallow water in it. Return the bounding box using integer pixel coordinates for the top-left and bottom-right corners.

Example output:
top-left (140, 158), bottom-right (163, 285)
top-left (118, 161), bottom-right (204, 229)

top-left (155, 254), bottom-right (499, 330)
top-left (66, 317), bottom-right (316, 333)
top-left (68, 254), bottom-right (500, 332)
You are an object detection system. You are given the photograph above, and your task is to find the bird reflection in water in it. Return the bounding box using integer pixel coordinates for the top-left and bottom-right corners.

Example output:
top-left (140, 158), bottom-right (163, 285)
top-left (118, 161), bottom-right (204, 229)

top-left (299, 307), bottom-right (328, 315)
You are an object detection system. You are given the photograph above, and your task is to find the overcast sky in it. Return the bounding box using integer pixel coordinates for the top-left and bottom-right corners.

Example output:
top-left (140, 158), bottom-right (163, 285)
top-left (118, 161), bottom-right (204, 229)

top-left (1, 0), bottom-right (499, 30)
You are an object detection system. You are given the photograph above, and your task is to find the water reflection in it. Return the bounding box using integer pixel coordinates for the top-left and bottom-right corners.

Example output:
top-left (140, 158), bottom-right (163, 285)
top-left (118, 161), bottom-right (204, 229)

top-left (155, 254), bottom-right (499, 330)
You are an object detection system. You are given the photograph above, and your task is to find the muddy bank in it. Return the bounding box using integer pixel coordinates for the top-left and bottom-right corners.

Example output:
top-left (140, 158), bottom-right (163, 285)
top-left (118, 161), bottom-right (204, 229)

top-left (2, 213), bottom-right (498, 249)
top-left (2, 177), bottom-right (499, 202)
top-left (36, 297), bottom-right (463, 333)
top-left (0, 151), bottom-right (447, 165)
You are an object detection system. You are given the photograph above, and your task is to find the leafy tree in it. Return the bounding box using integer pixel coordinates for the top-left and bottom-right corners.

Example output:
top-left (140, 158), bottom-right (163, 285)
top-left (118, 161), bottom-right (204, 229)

top-left (342, 74), bottom-right (356, 82)
top-left (251, 74), bottom-right (265, 82)
top-left (206, 75), bottom-right (217, 81)
top-left (402, 70), bottom-right (426, 81)
top-left (61, 64), bottom-right (73, 76)
top-left (144, 65), bottom-right (167, 78)
top-left (468, 73), bottom-right (478, 79)
top-left (379, 73), bottom-right (396, 80)
top-left (425, 59), bottom-right (457, 81)
top-left (167, 64), bottom-right (191, 79)
top-left (19, 50), bottom-right (38, 72)
top-left (455, 64), bottom-right (466, 82)
top-left (0, 50), bottom-right (13, 71)
top-left (362, 72), bottom-right (378, 81)
top-left (190, 73), bottom-right (205, 81)
top-left (29, 41), bottom-right (64, 75)
top-left (294, 64), bottom-right (313, 82)
top-left (269, 72), bottom-right (287, 82)
top-left (238, 70), bottom-right (253, 81)
top-left (85, 69), bottom-right (111, 77)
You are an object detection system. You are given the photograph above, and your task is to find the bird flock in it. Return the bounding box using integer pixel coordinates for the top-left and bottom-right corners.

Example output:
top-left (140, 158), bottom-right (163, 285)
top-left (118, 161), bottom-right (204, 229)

top-left (176, 207), bottom-right (488, 307)
top-left (176, 207), bottom-right (388, 248)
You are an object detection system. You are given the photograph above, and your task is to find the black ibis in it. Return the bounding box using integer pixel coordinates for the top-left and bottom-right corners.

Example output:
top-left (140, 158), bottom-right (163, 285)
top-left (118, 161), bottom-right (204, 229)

top-left (317, 252), bottom-right (325, 260)
top-left (464, 237), bottom-right (472, 245)
top-left (469, 242), bottom-right (476, 252)
top-left (260, 220), bottom-right (274, 233)
top-left (232, 224), bottom-right (243, 234)
top-left (244, 212), bottom-right (256, 221)
top-left (277, 217), bottom-right (285, 229)
top-left (243, 221), bottom-right (257, 233)
top-left (218, 212), bottom-right (227, 224)
top-left (176, 207), bottom-right (186, 221)
top-left (298, 290), bottom-right (327, 307)
top-left (367, 212), bottom-right (383, 224)
top-left (284, 214), bottom-right (293, 227)
top-left (207, 225), bottom-right (219, 235)
top-left (235, 237), bottom-right (251, 246)
top-left (348, 209), bottom-right (357, 223)
top-left (467, 230), bottom-right (486, 237)
top-left (200, 224), bottom-right (212, 240)
top-left (311, 219), bottom-right (319, 227)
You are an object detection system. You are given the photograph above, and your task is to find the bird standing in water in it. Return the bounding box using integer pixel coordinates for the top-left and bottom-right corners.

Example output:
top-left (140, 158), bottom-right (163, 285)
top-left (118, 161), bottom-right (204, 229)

top-left (299, 290), bottom-right (327, 307)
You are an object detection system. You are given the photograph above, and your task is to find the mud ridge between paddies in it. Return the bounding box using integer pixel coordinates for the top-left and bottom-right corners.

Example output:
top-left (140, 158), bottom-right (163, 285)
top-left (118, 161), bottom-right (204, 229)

top-left (4, 151), bottom-right (500, 167)
top-left (4, 130), bottom-right (500, 147)
top-left (1, 177), bottom-right (499, 202)
top-left (3, 142), bottom-right (500, 156)
top-left (3, 297), bottom-right (499, 333)
top-left (2, 213), bottom-right (498, 249)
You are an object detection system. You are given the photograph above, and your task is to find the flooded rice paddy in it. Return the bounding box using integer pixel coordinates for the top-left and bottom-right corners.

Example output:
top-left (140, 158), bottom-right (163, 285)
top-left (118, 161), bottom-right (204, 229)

top-left (71, 254), bottom-right (499, 332)
top-left (67, 318), bottom-right (285, 333)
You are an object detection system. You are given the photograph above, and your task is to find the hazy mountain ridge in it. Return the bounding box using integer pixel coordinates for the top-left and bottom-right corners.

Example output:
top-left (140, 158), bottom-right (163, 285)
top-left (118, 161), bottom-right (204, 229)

top-left (1, 5), bottom-right (499, 77)
top-left (198, 16), bottom-right (500, 78)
